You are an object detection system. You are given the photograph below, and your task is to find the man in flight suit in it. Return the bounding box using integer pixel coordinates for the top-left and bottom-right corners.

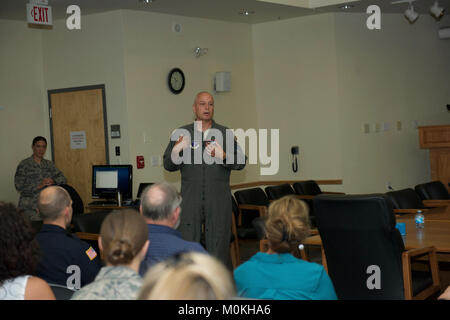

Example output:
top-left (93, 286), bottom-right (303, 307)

top-left (163, 91), bottom-right (246, 266)
top-left (35, 186), bottom-right (101, 288)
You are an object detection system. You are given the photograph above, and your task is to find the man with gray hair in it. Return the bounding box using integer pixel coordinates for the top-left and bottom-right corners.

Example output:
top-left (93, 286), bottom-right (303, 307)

top-left (35, 186), bottom-right (101, 288)
top-left (139, 181), bottom-right (207, 276)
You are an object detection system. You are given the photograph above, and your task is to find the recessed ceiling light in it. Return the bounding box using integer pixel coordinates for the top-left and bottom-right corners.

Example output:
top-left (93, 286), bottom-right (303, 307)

top-left (140, 0), bottom-right (154, 4)
top-left (239, 10), bottom-right (255, 16)
top-left (339, 4), bottom-right (354, 10)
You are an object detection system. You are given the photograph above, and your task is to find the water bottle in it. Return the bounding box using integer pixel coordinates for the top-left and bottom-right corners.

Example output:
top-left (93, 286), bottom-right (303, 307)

top-left (415, 210), bottom-right (424, 229)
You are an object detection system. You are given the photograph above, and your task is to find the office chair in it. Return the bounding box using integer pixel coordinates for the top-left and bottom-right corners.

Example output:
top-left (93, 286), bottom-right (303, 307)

top-left (415, 181), bottom-right (450, 207)
top-left (314, 194), bottom-right (440, 300)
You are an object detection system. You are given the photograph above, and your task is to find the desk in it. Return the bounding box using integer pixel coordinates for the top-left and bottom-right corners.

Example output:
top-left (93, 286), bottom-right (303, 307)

top-left (303, 217), bottom-right (450, 289)
top-left (303, 220), bottom-right (450, 253)
top-left (86, 205), bottom-right (138, 212)
top-left (398, 205), bottom-right (450, 222)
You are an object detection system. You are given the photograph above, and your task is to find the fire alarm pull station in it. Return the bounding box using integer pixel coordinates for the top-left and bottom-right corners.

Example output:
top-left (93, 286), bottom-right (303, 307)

top-left (137, 156), bottom-right (145, 169)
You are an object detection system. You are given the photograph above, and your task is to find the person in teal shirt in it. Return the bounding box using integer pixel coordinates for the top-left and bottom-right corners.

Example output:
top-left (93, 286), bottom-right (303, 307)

top-left (234, 196), bottom-right (337, 300)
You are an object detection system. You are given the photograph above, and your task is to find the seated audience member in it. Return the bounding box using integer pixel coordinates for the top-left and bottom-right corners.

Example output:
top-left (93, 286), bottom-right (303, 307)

top-left (0, 202), bottom-right (55, 300)
top-left (36, 186), bottom-right (102, 288)
top-left (139, 182), bottom-right (207, 275)
top-left (439, 286), bottom-right (450, 300)
top-left (138, 252), bottom-right (235, 300)
top-left (14, 136), bottom-right (67, 221)
top-left (233, 196), bottom-right (337, 300)
top-left (71, 209), bottom-right (149, 300)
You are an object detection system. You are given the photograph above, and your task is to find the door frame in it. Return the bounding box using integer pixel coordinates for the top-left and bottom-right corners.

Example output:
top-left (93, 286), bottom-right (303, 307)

top-left (47, 84), bottom-right (110, 164)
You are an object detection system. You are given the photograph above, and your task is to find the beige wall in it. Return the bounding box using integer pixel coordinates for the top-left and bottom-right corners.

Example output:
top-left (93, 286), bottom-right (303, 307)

top-left (252, 14), bottom-right (343, 189)
top-left (1, 10), bottom-right (449, 204)
top-left (252, 12), bottom-right (450, 193)
top-left (121, 10), bottom-right (259, 194)
top-left (0, 19), bottom-right (47, 204)
top-left (42, 11), bottom-right (130, 168)
top-left (335, 13), bottom-right (450, 193)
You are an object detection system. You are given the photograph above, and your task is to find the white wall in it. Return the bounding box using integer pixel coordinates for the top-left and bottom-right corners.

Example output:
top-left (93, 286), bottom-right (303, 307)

top-left (0, 19), bottom-right (47, 204)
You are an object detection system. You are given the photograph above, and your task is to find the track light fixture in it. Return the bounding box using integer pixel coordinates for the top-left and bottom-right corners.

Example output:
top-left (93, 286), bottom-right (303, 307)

top-left (404, 2), bottom-right (419, 23)
top-left (430, 1), bottom-right (444, 18)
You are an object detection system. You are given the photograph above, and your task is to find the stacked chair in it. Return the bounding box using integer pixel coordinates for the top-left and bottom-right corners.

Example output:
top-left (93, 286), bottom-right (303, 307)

top-left (415, 181), bottom-right (450, 208)
top-left (385, 188), bottom-right (429, 214)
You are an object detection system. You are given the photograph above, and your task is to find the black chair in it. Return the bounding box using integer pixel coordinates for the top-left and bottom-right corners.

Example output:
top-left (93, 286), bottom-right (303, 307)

top-left (415, 181), bottom-right (450, 208)
top-left (292, 181), bottom-right (322, 226)
top-left (385, 188), bottom-right (429, 214)
top-left (59, 184), bottom-right (84, 220)
top-left (264, 184), bottom-right (295, 201)
top-left (230, 197), bottom-right (241, 268)
top-left (233, 189), bottom-right (269, 260)
top-left (313, 194), bottom-right (440, 300)
top-left (293, 180), bottom-right (323, 196)
top-left (72, 211), bottom-right (111, 234)
top-left (234, 188), bottom-right (269, 228)
top-left (49, 283), bottom-right (76, 300)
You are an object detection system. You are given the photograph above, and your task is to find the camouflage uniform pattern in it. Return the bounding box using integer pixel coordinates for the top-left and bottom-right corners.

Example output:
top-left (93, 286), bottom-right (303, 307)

top-left (70, 266), bottom-right (143, 300)
top-left (14, 156), bottom-right (67, 220)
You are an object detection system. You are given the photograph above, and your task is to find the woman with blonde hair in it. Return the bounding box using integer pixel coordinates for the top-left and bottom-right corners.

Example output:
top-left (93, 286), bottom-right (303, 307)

top-left (71, 209), bottom-right (149, 300)
top-left (234, 195), bottom-right (337, 300)
top-left (138, 252), bottom-right (235, 300)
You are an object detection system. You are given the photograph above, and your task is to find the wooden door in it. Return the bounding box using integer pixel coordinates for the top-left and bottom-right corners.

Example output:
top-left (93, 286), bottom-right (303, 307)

top-left (48, 85), bottom-right (109, 208)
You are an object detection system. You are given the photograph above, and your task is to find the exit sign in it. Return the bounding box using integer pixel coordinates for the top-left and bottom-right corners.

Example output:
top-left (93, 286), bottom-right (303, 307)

top-left (26, 3), bottom-right (53, 26)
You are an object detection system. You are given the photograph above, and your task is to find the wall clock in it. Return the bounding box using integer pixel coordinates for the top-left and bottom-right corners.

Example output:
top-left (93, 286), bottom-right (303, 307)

top-left (168, 68), bottom-right (185, 94)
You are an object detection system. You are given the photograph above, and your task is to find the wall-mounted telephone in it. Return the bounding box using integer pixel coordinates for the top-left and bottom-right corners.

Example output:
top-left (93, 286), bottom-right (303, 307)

top-left (291, 146), bottom-right (299, 173)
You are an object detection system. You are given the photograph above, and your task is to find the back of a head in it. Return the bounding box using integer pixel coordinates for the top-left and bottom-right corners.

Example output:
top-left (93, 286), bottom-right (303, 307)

top-left (138, 252), bottom-right (235, 300)
top-left (141, 182), bottom-right (181, 221)
top-left (0, 202), bottom-right (40, 285)
top-left (100, 209), bottom-right (148, 266)
top-left (265, 195), bottom-right (310, 257)
top-left (38, 186), bottom-right (71, 221)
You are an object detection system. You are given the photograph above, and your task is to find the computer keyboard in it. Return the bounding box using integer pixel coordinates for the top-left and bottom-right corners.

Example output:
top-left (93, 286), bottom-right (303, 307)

top-left (88, 200), bottom-right (118, 206)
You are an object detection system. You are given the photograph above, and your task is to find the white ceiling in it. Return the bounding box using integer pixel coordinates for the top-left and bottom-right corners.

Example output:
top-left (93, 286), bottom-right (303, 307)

top-left (1, 0), bottom-right (449, 24)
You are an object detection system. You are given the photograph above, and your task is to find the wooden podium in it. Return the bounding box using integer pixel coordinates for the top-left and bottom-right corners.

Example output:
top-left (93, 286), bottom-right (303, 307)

top-left (419, 125), bottom-right (450, 192)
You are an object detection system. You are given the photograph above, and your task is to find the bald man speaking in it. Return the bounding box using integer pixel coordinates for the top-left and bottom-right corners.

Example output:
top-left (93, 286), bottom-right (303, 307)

top-left (163, 91), bottom-right (246, 266)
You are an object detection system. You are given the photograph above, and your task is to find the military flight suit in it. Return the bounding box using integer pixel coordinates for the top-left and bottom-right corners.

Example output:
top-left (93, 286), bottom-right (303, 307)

top-left (163, 121), bottom-right (246, 265)
top-left (14, 156), bottom-right (66, 220)
top-left (35, 224), bottom-right (102, 288)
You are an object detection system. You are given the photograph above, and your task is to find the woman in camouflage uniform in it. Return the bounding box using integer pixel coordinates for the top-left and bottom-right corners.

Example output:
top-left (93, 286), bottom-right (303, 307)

top-left (14, 136), bottom-right (66, 221)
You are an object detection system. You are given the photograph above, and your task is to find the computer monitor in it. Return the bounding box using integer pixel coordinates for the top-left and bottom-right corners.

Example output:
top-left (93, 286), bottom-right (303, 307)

top-left (137, 182), bottom-right (154, 199)
top-left (92, 165), bottom-right (133, 200)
